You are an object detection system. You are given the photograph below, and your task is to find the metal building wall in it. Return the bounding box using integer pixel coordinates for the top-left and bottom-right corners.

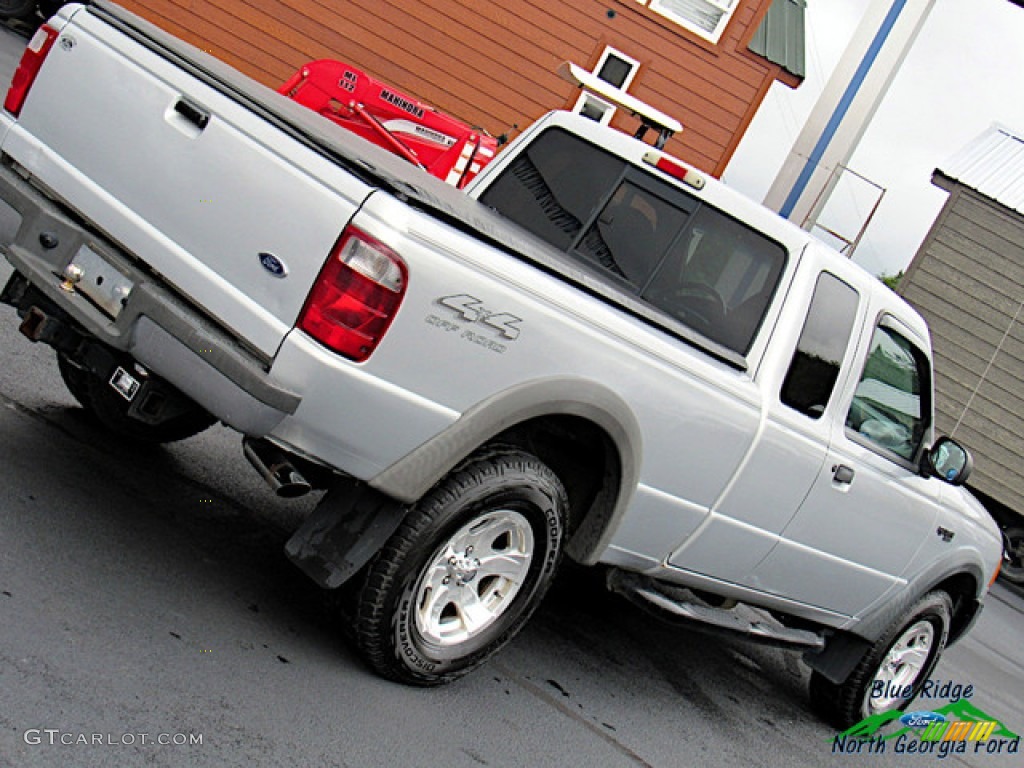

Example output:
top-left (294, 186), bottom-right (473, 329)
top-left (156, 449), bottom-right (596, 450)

top-left (901, 176), bottom-right (1024, 514)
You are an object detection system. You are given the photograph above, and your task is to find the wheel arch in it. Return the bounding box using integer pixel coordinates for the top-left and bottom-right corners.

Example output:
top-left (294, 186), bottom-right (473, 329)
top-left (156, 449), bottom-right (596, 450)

top-left (930, 571), bottom-right (982, 646)
top-left (806, 564), bottom-right (984, 685)
top-left (368, 377), bottom-right (643, 564)
top-left (851, 556), bottom-right (986, 644)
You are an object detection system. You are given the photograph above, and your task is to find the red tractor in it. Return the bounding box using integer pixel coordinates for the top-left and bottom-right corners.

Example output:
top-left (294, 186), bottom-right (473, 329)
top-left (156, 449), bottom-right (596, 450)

top-left (280, 60), bottom-right (499, 189)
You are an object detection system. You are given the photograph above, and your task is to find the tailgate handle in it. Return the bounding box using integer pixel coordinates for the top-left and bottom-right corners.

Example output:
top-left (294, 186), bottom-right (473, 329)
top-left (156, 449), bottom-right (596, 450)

top-left (173, 99), bottom-right (210, 130)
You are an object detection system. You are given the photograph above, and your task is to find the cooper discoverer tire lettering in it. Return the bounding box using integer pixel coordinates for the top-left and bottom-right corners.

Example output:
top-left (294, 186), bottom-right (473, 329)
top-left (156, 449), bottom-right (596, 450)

top-left (353, 447), bottom-right (568, 685)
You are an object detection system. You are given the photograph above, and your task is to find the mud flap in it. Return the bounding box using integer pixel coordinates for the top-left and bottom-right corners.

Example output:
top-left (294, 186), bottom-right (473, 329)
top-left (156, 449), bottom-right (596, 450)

top-left (803, 631), bottom-right (873, 684)
top-left (284, 479), bottom-right (407, 589)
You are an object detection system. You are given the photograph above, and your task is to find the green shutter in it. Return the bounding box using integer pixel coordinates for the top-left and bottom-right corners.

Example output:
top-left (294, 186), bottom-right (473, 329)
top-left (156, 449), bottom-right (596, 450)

top-left (749, 0), bottom-right (806, 79)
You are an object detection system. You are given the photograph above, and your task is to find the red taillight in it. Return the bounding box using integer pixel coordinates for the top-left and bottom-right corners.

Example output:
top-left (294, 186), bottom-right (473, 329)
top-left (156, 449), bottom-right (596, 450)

top-left (298, 227), bottom-right (407, 362)
top-left (5, 24), bottom-right (60, 117)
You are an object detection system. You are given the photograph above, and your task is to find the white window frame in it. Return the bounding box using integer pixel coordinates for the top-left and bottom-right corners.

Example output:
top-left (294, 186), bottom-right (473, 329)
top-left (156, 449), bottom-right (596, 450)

top-left (636, 0), bottom-right (738, 45)
top-left (573, 92), bottom-right (616, 126)
top-left (572, 47), bottom-right (641, 126)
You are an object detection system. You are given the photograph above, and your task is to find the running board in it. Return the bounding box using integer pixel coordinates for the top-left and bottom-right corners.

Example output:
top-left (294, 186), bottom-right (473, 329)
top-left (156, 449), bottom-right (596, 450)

top-left (607, 569), bottom-right (826, 651)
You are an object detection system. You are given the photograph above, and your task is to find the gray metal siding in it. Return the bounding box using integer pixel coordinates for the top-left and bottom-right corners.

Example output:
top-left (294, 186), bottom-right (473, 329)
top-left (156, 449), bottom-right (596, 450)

top-left (900, 184), bottom-right (1024, 514)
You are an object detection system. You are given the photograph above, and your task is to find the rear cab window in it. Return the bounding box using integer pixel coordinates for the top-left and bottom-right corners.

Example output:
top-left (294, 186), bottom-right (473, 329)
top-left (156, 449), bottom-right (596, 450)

top-left (478, 128), bottom-right (787, 356)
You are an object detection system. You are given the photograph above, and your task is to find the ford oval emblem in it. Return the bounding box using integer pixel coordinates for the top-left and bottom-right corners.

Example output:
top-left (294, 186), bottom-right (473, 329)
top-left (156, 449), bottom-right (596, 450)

top-left (900, 711), bottom-right (946, 728)
top-left (259, 252), bottom-right (288, 278)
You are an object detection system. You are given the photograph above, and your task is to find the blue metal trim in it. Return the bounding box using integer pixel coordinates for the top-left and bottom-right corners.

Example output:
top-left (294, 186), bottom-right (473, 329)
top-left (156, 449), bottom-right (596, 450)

top-left (779, 0), bottom-right (908, 219)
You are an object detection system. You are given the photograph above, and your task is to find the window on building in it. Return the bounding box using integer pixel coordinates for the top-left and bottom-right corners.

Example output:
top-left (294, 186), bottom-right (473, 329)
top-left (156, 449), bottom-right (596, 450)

top-left (845, 323), bottom-right (931, 462)
top-left (781, 273), bottom-right (860, 418)
top-left (638, 0), bottom-right (738, 44)
top-left (572, 47), bottom-right (641, 126)
top-left (596, 54), bottom-right (636, 88)
top-left (576, 92), bottom-right (616, 125)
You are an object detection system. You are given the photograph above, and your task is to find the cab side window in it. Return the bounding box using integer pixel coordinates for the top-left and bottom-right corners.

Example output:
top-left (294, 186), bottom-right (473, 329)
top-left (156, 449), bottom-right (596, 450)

top-left (845, 324), bottom-right (931, 462)
top-left (781, 272), bottom-right (860, 418)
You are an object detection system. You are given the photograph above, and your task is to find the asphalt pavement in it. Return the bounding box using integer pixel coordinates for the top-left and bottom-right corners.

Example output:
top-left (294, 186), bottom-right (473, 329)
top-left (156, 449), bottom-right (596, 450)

top-left (0, 15), bottom-right (1023, 768)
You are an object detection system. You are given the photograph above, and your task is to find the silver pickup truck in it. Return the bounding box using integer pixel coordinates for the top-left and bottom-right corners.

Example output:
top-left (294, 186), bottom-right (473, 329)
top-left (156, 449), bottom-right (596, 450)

top-left (0, 2), bottom-right (1002, 728)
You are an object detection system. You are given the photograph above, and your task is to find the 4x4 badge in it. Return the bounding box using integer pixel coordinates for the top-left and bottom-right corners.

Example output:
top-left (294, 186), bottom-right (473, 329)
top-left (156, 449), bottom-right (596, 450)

top-left (438, 294), bottom-right (522, 340)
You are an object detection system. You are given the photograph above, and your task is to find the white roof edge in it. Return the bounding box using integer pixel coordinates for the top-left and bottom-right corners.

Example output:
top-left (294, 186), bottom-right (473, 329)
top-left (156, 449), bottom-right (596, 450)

top-left (938, 122), bottom-right (1024, 215)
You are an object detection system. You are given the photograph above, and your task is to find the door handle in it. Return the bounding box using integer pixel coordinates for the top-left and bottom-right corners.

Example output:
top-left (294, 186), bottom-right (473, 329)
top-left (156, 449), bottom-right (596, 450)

top-left (832, 464), bottom-right (855, 485)
top-left (173, 99), bottom-right (210, 130)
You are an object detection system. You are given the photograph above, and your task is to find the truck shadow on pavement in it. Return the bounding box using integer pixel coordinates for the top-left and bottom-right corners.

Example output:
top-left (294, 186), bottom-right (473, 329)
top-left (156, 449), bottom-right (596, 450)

top-left (538, 562), bottom-right (813, 716)
top-left (4, 396), bottom-right (365, 663)
top-left (12, 397), bottom-right (820, 736)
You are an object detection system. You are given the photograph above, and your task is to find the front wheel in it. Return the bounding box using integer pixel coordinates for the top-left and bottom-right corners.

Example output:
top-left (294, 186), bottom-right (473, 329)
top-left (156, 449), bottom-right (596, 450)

top-left (809, 591), bottom-right (952, 729)
top-left (353, 448), bottom-right (568, 685)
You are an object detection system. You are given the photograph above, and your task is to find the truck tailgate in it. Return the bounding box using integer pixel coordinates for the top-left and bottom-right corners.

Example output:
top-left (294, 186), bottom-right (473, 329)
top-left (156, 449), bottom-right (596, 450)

top-left (1, 3), bottom-right (373, 358)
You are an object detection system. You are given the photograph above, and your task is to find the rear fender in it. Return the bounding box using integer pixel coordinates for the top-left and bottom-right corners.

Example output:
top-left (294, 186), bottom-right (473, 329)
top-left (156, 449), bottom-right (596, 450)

top-left (368, 377), bottom-right (643, 564)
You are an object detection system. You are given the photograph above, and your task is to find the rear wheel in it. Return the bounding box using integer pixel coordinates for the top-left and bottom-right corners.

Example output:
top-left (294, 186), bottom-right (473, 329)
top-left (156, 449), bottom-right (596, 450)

top-left (56, 352), bottom-right (94, 410)
top-left (0, 1), bottom-right (37, 21)
top-left (353, 448), bottom-right (567, 685)
top-left (809, 591), bottom-right (952, 729)
top-left (38, 2), bottom-right (64, 18)
top-left (56, 351), bottom-right (216, 444)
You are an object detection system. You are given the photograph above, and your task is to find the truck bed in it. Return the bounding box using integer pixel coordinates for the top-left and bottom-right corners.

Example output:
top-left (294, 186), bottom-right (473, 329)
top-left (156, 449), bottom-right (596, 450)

top-left (35, 1), bottom-right (745, 370)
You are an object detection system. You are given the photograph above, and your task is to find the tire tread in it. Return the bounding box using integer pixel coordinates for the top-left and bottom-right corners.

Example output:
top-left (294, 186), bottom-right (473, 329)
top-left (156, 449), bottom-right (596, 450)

top-left (353, 447), bottom-right (567, 685)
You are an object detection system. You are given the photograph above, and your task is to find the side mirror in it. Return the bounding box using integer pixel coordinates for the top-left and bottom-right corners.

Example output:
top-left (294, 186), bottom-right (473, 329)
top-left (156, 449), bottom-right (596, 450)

top-left (923, 436), bottom-right (973, 486)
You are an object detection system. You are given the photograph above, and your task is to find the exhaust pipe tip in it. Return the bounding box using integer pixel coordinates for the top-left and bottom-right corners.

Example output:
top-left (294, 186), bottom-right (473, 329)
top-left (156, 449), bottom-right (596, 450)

top-left (273, 469), bottom-right (313, 499)
top-left (243, 438), bottom-right (312, 498)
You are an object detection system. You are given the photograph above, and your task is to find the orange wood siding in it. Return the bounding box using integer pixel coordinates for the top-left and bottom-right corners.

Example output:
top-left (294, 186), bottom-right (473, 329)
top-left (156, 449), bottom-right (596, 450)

top-left (115, 0), bottom-right (795, 176)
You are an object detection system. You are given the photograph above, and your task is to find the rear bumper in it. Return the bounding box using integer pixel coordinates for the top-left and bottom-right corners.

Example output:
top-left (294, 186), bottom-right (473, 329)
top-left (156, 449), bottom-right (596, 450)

top-left (0, 159), bottom-right (299, 435)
